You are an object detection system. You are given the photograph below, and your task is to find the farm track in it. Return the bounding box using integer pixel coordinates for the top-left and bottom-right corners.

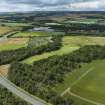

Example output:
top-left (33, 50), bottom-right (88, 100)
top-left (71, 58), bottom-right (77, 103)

top-left (0, 75), bottom-right (47, 105)
top-left (68, 91), bottom-right (104, 105)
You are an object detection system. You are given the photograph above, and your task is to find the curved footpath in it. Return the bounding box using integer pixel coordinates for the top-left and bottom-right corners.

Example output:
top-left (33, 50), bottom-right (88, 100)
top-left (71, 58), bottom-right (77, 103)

top-left (0, 75), bottom-right (48, 105)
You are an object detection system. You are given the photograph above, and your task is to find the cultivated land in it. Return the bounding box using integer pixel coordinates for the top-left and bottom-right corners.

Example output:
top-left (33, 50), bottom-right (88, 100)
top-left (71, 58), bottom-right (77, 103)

top-left (0, 26), bottom-right (14, 36)
top-left (23, 36), bottom-right (105, 64)
top-left (54, 60), bottom-right (105, 105)
top-left (0, 38), bottom-right (29, 51)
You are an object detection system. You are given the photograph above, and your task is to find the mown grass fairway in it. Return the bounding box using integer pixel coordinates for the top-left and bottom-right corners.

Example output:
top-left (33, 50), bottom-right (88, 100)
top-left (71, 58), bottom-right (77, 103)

top-left (0, 38), bottom-right (29, 51)
top-left (23, 36), bottom-right (105, 64)
top-left (54, 60), bottom-right (105, 105)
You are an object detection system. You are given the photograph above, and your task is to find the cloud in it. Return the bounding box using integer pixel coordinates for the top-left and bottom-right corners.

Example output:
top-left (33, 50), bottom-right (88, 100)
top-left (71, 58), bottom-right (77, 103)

top-left (0, 0), bottom-right (105, 12)
top-left (69, 0), bottom-right (105, 11)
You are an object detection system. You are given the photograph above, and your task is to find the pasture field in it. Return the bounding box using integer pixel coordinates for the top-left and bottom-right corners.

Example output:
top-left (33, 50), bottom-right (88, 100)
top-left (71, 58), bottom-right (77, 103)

top-left (0, 38), bottom-right (29, 51)
top-left (12, 31), bottom-right (64, 37)
top-left (54, 60), bottom-right (105, 105)
top-left (0, 26), bottom-right (15, 36)
top-left (23, 36), bottom-right (105, 64)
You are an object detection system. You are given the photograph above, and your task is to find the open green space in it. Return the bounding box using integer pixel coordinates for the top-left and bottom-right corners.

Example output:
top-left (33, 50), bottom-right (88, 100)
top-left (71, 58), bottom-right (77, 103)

top-left (70, 60), bottom-right (105, 105)
top-left (55, 60), bottom-right (105, 105)
top-left (12, 31), bottom-right (64, 37)
top-left (23, 36), bottom-right (105, 64)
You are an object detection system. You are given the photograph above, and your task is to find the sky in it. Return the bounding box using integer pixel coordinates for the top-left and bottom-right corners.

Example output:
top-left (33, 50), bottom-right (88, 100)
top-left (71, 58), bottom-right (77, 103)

top-left (0, 0), bottom-right (105, 12)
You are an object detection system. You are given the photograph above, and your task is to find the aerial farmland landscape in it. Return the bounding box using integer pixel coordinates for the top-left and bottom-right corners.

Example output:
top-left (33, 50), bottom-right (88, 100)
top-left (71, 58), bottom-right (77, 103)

top-left (1, 0), bottom-right (105, 105)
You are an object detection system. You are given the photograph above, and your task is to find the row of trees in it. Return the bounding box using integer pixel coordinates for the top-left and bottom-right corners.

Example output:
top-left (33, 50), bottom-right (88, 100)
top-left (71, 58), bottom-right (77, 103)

top-left (9, 45), bottom-right (105, 105)
top-left (0, 85), bottom-right (30, 105)
top-left (49, 23), bottom-right (105, 34)
top-left (0, 36), bottom-right (62, 65)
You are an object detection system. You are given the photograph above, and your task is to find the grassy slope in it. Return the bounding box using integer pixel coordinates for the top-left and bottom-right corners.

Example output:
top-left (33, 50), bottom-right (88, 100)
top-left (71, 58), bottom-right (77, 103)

top-left (71, 60), bottom-right (105, 104)
top-left (54, 60), bottom-right (105, 105)
top-left (23, 36), bottom-right (105, 64)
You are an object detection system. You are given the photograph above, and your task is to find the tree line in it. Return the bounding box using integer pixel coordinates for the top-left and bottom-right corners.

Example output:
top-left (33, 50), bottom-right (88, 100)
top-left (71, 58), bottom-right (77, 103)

top-left (0, 36), bottom-right (62, 65)
top-left (8, 45), bottom-right (105, 105)
top-left (0, 85), bottom-right (31, 105)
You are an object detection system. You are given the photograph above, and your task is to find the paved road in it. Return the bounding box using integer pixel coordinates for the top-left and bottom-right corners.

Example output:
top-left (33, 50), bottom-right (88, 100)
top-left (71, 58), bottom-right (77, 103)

top-left (0, 75), bottom-right (46, 105)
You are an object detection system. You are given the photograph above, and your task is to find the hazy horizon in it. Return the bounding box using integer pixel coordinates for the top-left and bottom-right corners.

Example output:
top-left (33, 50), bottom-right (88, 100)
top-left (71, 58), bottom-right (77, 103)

top-left (0, 0), bottom-right (105, 12)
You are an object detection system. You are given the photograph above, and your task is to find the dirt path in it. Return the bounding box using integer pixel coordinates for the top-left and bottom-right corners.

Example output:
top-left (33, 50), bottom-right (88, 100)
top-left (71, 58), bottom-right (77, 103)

top-left (60, 68), bottom-right (104, 105)
top-left (68, 91), bottom-right (104, 105)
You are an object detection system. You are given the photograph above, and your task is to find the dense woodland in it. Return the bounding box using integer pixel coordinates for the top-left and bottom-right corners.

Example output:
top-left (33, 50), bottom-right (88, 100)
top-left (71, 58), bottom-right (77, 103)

top-left (0, 36), bottom-right (62, 65)
top-left (0, 85), bottom-right (30, 105)
top-left (50, 23), bottom-right (105, 35)
top-left (8, 44), bottom-right (105, 105)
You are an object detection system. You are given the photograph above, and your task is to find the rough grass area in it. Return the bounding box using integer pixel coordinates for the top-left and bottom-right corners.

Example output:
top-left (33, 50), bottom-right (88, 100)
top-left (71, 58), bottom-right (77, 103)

top-left (23, 36), bottom-right (105, 64)
top-left (63, 36), bottom-right (105, 46)
top-left (12, 32), bottom-right (64, 37)
top-left (71, 60), bottom-right (105, 105)
top-left (54, 60), bottom-right (105, 105)
top-left (0, 26), bottom-right (14, 36)
top-left (0, 38), bottom-right (29, 51)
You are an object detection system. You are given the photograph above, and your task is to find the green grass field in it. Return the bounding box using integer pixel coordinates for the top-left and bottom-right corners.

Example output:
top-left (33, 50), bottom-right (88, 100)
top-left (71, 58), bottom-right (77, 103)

top-left (54, 60), bottom-right (105, 105)
top-left (0, 38), bottom-right (29, 51)
top-left (23, 36), bottom-right (105, 64)
top-left (12, 32), bottom-right (64, 37)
